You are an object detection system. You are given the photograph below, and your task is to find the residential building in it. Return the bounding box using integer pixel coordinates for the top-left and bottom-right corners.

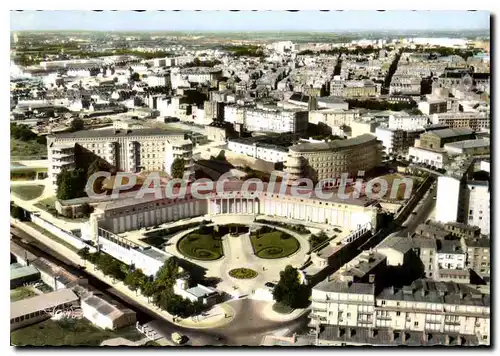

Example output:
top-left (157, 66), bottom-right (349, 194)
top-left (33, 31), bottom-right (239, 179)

top-left (308, 109), bottom-right (360, 131)
top-left (436, 240), bottom-right (466, 270)
top-left (389, 76), bottom-right (421, 95)
top-left (412, 238), bottom-right (438, 279)
top-left (330, 80), bottom-right (379, 98)
top-left (224, 105), bottom-right (308, 134)
top-left (227, 138), bottom-right (289, 163)
top-left (435, 161), bottom-right (490, 235)
top-left (312, 279), bottom-right (490, 345)
top-left (430, 112), bottom-right (490, 131)
top-left (418, 97), bottom-right (448, 115)
top-left (375, 126), bottom-right (405, 155)
top-left (388, 115), bottom-right (430, 131)
top-left (460, 237), bottom-right (490, 281)
top-left (47, 128), bottom-right (186, 191)
top-left (164, 139), bottom-right (194, 179)
top-left (284, 134), bottom-right (383, 183)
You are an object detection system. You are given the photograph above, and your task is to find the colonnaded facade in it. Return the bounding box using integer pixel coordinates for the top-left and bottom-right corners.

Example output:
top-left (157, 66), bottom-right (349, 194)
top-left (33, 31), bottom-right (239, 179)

top-left (83, 182), bottom-right (379, 240)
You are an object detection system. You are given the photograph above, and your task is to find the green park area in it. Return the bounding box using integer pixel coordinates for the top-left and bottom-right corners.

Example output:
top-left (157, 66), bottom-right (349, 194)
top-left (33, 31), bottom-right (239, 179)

top-left (177, 223), bottom-right (248, 261)
top-left (177, 226), bottom-right (224, 261)
top-left (10, 185), bottom-right (45, 201)
top-left (228, 268), bottom-right (258, 279)
top-left (10, 318), bottom-right (143, 346)
top-left (249, 227), bottom-right (300, 259)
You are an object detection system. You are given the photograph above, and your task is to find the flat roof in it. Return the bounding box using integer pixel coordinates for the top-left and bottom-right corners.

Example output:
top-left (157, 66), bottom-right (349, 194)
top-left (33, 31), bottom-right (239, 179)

top-left (10, 265), bottom-right (40, 280)
top-left (10, 288), bottom-right (79, 320)
top-left (377, 235), bottom-right (413, 253)
top-left (50, 128), bottom-right (186, 139)
top-left (290, 133), bottom-right (377, 153)
top-left (314, 280), bottom-right (375, 295)
top-left (444, 139), bottom-right (490, 150)
top-left (425, 127), bottom-right (474, 139)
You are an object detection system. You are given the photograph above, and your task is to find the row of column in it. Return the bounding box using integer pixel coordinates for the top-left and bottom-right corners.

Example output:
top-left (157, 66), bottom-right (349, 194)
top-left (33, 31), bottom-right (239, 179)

top-left (210, 197), bottom-right (259, 215)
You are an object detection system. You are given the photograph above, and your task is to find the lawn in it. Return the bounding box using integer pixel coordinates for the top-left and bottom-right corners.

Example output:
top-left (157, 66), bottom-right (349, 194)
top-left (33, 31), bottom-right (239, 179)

top-left (10, 287), bottom-right (37, 302)
top-left (33, 196), bottom-right (57, 214)
top-left (10, 139), bottom-right (47, 158)
top-left (10, 318), bottom-right (143, 346)
top-left (228, 268), bottom-right (258, 279)
top-left (10, 185), bottom-right (45, 201)
top-left (25, 222), bottom-right (79, 253)
top-left (249, 229), bottom-right (300, 259)
top-left (177, 231), bottom-right (224, 261)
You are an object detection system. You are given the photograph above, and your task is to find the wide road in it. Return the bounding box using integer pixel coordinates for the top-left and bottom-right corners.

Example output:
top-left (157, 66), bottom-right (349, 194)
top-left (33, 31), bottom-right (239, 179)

top-left (399, 182), bottom-right (437, 235)
top-left (10, 225), bottom-right (307, 346)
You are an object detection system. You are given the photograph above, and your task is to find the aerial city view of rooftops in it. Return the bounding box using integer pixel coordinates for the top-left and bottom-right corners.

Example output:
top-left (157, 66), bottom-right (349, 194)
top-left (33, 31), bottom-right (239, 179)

top-left (9, 9), bottom-right (490, 348)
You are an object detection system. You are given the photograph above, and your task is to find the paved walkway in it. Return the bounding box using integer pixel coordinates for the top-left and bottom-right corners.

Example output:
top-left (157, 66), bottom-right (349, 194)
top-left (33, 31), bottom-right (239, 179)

top-left (100, 337), bottom-right (151, 347)
top-left (259, 303), bottom-right (310, 323)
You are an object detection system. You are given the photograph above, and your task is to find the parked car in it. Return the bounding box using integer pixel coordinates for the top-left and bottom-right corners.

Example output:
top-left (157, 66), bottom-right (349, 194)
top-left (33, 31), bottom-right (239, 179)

top-left (265, 282), bottom-right (276, 288)
top-left (171, 332), bottom-right (187, 345)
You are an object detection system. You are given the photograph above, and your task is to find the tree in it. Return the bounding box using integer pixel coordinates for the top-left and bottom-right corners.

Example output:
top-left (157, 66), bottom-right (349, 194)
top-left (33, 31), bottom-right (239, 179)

top-left (170, 158), bottom-right (186, 179)
top-left (10, 204), bottom-right (25, 220)
top-left (309, 231), bottom-right (329, 249)
top-left (125, 268), bottom-right (146, 294)
top-left (141, 280), bottom-right (157, 302)
top-left (273, 265), bottom-right (303, 308)
top-left (80, 202), bottom-right (92, 217)
top-left (70, 118), bottom-right (85, 132)
top-left (77, 247), bottom-right (91, 261)
top-left (130, 72), bottom-right (140, 82)
top-left (56, 168), bottom-right (87, 200)
top-left (155, 258), bottom-right (180, 288)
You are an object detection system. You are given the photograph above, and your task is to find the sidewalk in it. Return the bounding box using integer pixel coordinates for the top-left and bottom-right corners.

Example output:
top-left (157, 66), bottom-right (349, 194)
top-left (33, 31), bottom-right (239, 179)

top-left (259, 302), bottom-right (310, 323)
top-left (11, 219), bottom-right (235, 330)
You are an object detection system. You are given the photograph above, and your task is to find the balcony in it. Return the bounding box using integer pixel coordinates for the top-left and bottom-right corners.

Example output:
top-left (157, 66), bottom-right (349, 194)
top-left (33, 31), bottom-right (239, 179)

top-left (52, 151), bottom-right (74, 159)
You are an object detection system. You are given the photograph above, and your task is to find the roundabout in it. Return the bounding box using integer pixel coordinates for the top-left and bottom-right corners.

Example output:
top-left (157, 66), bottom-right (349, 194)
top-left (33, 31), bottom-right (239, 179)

top-left (228, 268), bottom-right (258, 279)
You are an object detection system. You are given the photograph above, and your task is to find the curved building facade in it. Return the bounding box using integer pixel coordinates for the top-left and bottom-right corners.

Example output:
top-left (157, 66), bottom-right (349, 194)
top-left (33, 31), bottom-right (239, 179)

top-left (284, 134), bottom-right (383, 184)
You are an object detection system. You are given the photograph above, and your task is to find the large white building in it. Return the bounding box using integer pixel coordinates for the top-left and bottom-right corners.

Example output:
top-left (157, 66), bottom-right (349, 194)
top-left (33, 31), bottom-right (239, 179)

top-left (388, 115), bottom-right (430, 131)
top-left (227, 138), bottom-right (288, 163)
top-left (435, 175), bottom-right (464, 224)
top-left (224, 105), bottom-right (308, 134)
top-left (408, 146), bottom-right (449, 168)
top-left (308, 109), bottom-right (360, 131)
top-left (435, 159), bottom-right (490, 235)
top-left (47, 128), bottom-right (187, 191)
top-left (465, 180), bottom-right (490, 235)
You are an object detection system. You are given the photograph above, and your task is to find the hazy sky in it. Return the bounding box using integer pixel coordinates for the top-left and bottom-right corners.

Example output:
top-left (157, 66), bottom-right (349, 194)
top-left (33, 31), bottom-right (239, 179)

top-left (11, 10), bottom-right (491, 32)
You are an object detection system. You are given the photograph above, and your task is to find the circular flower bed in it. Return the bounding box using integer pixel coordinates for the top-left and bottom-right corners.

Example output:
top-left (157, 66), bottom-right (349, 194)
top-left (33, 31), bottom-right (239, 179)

top-left (228, 268), bottom-right (258, 279)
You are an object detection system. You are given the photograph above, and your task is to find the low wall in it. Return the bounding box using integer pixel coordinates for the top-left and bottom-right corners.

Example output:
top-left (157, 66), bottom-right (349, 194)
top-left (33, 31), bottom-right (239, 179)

top-left (30, 212), bottom-right (95, 252)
